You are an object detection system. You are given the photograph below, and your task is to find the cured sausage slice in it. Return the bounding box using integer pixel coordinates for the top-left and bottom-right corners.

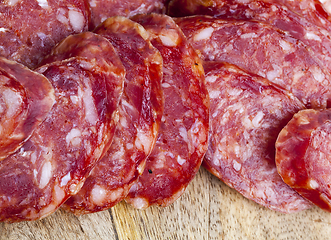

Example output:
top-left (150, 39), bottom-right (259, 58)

top-left (0, 57), bottom-right (55, 161)
top-left (171, 1), bottom-right (331, 106)
top-left (0, 50), bottom-right (125, 222)
top-left (203, 61), bottom-right (311, 213)
top-left (126, 14), bottom-right (209, 209)
top-left (175, 16), bottom-right (331, 109)
top-left (87, 0), bottom-right (168, 30)
top-left (0, 0), bottom-right (89, 68)
top-left (62, 16), bottom-right (164, 214)
top-left (276, 109), bottom-right (331, 212)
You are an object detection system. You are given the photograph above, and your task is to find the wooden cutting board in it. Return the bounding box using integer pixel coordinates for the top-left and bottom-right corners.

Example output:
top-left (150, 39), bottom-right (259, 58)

top-left (1, 167), bottom-right (331, 240)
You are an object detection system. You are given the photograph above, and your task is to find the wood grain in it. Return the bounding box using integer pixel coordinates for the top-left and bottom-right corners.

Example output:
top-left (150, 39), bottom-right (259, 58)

top-left (1, 167), bottom-right (331, 240)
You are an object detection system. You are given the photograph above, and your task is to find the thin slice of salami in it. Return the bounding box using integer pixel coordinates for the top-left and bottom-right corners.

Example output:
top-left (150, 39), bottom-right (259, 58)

top-left (0, 57), bottom-right (55, 161)
top-left (276, 109), bottom-right (331, 212)
top-left (175, 15), bottom-right (331, 109)
top-left (0, 50), bottom-right (125, 222)
top-left (203, 61), bottom-right (311, 213)
top-left (87, 0), bottom-right (168, 30)
top-left (62, 16), bottom-right (164, 214)
top-left (125, 14), bottom-right (209, 209)
top-left (0, 0), bottom-right (89, 68)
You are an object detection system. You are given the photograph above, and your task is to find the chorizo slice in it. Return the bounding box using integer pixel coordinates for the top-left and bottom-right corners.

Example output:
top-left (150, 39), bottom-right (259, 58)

top-left (125, 14), bottom-right (209, 209)
top-left (86, 0), bottom-right (168, 30)
top-left (62, 16), bottom-right (164, 214)
top-left (0, 57), bottom-right (55, 161)
top-left (175, 15), bottom-right (331, 109)
top-left (0, 0), bottom-right (89, 68)
top-left (276, 108), bottom-right (331, 212)
top-left (0, 40), bottom-right (125, 222)
top-left (203, 61), bottom-right (311, 213)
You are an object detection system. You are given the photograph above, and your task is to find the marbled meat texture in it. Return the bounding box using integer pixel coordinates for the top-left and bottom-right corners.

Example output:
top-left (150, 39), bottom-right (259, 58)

top-left (175, 15), bottom-right (331, 109)
top-left (0, 0), bottom-right (89, 68)
top-left (203, 61), bottom-right (311, 213)
top-left (0, 57), bottom-right (55, 161)
top-left (276, 109), bottom-right (331, 212)
top-left (63, 16), bottom-right (164, 214)
top-left (125, 14), bottom-right (209, 209)
top-left (0, 40), bottom-right (125, 222)
top-left (87, 0), bottom-right (168, 30)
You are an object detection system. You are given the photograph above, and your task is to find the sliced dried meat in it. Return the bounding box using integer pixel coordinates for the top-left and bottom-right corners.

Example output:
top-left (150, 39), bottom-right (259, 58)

top-left (62, 16), bottom-right (164, 214)
top-left (276, 108), bottom-right (331, 212)
top-left (87, 0), bottom-right (168, 30)
top-left (203, 61), bottom-right (311, 213)
top-left (125, 14), bottom-right (209, 209)
top-left (0, 0), bottom-right (89, 68)
top-left (0, 57), bottom-right (55, 161)
top-left (0, 46), bottom-right (125, 222)
top-left (175, 15), bottom-right (331, 109)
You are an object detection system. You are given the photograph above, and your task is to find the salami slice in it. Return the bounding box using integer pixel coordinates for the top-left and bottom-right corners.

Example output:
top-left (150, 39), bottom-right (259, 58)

top-left (125, 14), bottom-right (209, 209)
top-left (203, 61), bottom-right (311, 213)
top-left (0, 57), bottom-right (55, 161)
top-left (62, 16), bottom-right (164, 214)
top-left (0, 0), bottom-right (89, 68)
top-left (87, 0), bottom-right (168, 30)
top-left (175, 15), bottom-right (331, 109)
top-left (276, 109), bottom-right (331, 212)
top-left (0, 46), bottom-right (125, 222)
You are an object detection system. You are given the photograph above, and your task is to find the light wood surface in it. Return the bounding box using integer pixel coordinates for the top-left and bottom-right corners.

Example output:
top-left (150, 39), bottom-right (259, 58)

top-left (1, 167), bottom-right (331, 240)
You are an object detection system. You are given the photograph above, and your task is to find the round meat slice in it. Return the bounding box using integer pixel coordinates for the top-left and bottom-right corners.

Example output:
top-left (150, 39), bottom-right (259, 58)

top-left (0, 0), bottom-right (89, 68)
top-left (276, 109), bottom-right (331, 212)
top-left (126, 14), bottom-right (209, 209)
top-left (175, 16), bottom-right (331, 109)
top-left (0, 54), bottom-right (125, 222)
top-left (203, 61), bottom-right (311, 213)
top-left (62, 16), bottom-right (164, 214)
top-left (0, 57), bottom-right (55, 161)
top-left (87, 0), bottom-right (168, 30)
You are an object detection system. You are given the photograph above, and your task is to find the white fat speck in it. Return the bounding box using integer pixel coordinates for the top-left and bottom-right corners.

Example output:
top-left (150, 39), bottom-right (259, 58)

top-left (33, 169), bottom-right (38, 179)
top-left (266, 69), bottom-right (280, 81)
top-left (193, 27), bottom-right (214, 41)
top-left (91, 185), bottom-right (107, 205)
top-left (122, 99), bottom-right (135, 111)
top-left (89, 0), bottom-right (97, 7)
top-left (234, 144), bottom-right (240, 157)
top-left (252, 111), bottom-right (264, 128)
top-left (68, 9), bottom-right (85, 32)
top-left (39, 161), bottom-right (53, 189)
top-left (66, 128), bottom-right (82, 147)
top-left (56, 8), bottom-right (69, 25)
top-left (206, 75), bottom-right (218, 83)
top-left (240, 33), bottom-right (258, 39)
top-left (311, 66), bottom-right (325, 83)
top-left (165, 151), bottom-right (175, 158)
top-left (279, 39), bottom-right (293, 53)
top-left (70, 95), bottom-right (79, 104)
top-left (228, 88), bottom-right (243, 96)
top-left (30, 151), bottom-right (37, 164)
top-left (119, 115), bottom-right (128, 128)
top-left (179, 127), bottom-right (189, 143)
top-left (309, 179), bottom-right (319, 189)
top-left (135, 128), bottom-right (152, 155)
top-left (293, 69), bottom-right (305, 84)
top-left (298, 115), bottom-right (311, 125)
top-left (131, 197), bottom-right (149, 209)
top-left (83, 86), bottom-right (98, 125)
top-left (159, 35), bottom-right (178, 47)
top-left (209, 90), bottom-right (221, 99)
top-left (37, 0), bottom-right (49, 8)
top-left (242, 116), bottom-right (254, 129)
top-left (3, 88), bottom-right (22, 118)
top-left (177, 155), bottom-right (186, 165)
top-left (305, 32), bottom-right (321, 41)
top-left (4, 0), bottom-right (21, 6)
top-left (0, 28), bottom-right (8, 32)
top-left (69, 181), bottom-right (84, 195)
top-left (161, 82), bottom-right (171, 88)
top-left (60, 172), bottom-right (71, 187)
top-left (161, 115), bottom-right (166, 122)
top-left (126, 143), bottom-right (133, 150)
top-left (233, 160), bottom-right (241, 171)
